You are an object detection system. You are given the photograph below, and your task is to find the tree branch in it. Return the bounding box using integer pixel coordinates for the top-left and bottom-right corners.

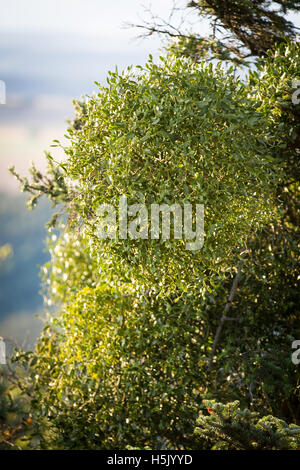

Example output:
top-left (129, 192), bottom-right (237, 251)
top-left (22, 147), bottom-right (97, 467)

top-left (208, 250), bottom-right (246, 371)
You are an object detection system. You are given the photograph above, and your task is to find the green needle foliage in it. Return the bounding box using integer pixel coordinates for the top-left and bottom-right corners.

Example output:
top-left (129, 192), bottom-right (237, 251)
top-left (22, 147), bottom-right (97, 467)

top-left (195, 400), bottom-right (300, 449)
top-left (145, 1), bottom-right (299, 66)
top-left (188, 0), bottom-right (298, 59)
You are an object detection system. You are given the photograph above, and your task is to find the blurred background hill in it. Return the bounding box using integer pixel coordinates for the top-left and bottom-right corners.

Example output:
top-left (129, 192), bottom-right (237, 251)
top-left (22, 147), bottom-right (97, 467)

top-left (0, 193), bottom-right (51, 348)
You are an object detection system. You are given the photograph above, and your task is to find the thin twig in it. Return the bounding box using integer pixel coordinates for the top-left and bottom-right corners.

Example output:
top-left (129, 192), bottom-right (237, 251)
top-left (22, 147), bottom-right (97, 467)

top-left (208, 250), bottom-right (246, 371)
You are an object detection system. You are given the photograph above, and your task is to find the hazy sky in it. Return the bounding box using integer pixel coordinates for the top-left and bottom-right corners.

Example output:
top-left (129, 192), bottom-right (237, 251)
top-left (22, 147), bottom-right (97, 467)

top-left (0, 0), bottom-right (297, 39)
top-left (0, 0), bottom-right (175, 36)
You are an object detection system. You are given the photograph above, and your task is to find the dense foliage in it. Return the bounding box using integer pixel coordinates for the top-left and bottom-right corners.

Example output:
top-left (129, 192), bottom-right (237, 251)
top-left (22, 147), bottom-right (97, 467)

top-left (0, 365), bottom-right (32, 450)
